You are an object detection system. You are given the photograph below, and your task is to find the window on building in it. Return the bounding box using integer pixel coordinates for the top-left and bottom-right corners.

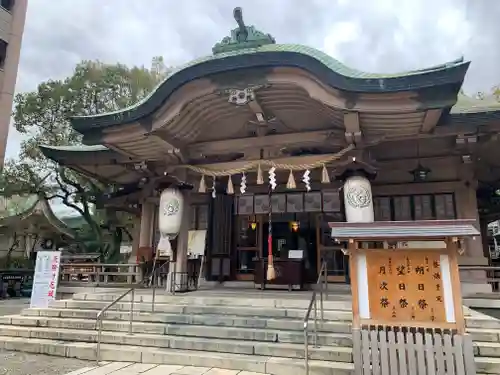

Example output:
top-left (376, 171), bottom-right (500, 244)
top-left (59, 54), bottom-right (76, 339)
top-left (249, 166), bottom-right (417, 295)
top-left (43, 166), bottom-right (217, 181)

top-left (189, 205), bottom-right (209, 230)
top-left (0, 0), bottom-right (14, 12)
top-left (0, 39), bottom-right (7, 69)
top-left (373, 193), bottom-right (456, 221)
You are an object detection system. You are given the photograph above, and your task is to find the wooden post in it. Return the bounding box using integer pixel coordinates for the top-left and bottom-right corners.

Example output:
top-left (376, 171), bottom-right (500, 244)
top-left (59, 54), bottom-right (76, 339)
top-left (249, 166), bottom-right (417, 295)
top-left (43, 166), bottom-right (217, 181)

top-left (448, 237), bottom-right (466, 334)
top-left (349, 240), bottom-right (360, 329)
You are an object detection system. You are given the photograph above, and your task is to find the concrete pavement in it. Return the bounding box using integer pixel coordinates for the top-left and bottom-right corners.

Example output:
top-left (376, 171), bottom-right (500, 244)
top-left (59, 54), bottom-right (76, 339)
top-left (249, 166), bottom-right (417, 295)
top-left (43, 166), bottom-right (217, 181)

top-left (65, 363), bottom-right (270, 375)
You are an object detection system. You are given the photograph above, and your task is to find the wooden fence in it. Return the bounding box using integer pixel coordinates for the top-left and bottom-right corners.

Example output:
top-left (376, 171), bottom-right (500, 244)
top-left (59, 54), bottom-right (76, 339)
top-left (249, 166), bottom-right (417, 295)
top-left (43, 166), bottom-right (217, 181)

top-left (59, 263), bottom-right (142, 286)
top-left (353, 327), bottom-right (476, 375)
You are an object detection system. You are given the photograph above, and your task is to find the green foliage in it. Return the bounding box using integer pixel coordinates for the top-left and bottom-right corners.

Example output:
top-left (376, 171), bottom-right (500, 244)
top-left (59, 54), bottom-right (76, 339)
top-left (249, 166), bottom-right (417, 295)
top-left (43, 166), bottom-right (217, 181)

top-left (1, 57), bottom-right (172, 259)
top-left (0, 256), bottom-right (34, 270)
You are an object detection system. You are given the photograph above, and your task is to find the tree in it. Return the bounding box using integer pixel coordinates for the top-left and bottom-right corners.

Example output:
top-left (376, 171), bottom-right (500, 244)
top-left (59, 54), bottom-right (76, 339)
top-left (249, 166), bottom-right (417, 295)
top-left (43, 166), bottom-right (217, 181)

top-left (1, 57), bottom-right (172, 260)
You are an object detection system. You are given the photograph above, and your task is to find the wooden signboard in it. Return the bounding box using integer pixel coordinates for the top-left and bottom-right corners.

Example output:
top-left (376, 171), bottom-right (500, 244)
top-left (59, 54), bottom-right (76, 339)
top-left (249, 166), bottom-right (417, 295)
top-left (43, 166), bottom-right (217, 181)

top-left (333, 220), bottom-right (479, 375)
top-left (365, 250), bottom-right (445, 324)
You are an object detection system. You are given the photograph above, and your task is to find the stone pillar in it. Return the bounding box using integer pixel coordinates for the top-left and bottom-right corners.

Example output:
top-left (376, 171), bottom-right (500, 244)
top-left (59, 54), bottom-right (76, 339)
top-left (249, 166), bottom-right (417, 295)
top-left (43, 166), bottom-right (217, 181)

top-left (167, 191), bottom-right (191, 293)
top-left (455, 181), bottom-right (491, 295)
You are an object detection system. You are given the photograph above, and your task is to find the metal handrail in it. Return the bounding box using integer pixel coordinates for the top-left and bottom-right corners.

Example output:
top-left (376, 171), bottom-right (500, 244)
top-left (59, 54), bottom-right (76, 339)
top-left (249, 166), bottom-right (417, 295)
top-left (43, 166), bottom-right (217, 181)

top-left (303, 260), bottom-right (328, 375)
top-left (197, 255), bottom-right (205, 290)
top-left (95, 261), bottom-right (170, 363)
top-left (150, 261), bottom-right (171, 312)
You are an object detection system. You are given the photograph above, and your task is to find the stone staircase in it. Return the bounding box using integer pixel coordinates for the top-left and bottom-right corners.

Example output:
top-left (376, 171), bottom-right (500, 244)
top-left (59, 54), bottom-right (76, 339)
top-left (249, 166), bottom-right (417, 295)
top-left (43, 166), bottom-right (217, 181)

top-left (0, 291), bottom-right (500, 374)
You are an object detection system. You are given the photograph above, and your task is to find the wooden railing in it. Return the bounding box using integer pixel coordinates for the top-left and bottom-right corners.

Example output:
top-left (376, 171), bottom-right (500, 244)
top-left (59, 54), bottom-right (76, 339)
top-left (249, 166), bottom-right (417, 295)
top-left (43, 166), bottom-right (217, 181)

top-left (59, 263), bottom-right (141, 287)
top-left (353, 327), bottom-right (476, 375)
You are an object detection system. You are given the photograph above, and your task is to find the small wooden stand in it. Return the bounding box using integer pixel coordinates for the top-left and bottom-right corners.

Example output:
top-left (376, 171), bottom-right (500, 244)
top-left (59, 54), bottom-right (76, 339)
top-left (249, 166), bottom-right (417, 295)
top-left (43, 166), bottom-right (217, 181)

top-left (253, 258), bottom-right (304, 291)
top-left (329, 220), bottom-right (478, 375)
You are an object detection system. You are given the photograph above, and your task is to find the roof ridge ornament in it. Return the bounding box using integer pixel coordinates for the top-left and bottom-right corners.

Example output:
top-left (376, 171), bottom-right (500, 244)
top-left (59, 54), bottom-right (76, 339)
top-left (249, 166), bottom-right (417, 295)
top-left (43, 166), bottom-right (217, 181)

top-left (212, 7), bottom-right (276, 54)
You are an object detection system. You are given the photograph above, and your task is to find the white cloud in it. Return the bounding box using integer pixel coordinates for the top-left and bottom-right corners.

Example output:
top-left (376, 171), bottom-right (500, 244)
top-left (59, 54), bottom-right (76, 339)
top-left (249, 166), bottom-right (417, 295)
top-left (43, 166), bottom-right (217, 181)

top-left (5, 0), bottom-right (500, 158)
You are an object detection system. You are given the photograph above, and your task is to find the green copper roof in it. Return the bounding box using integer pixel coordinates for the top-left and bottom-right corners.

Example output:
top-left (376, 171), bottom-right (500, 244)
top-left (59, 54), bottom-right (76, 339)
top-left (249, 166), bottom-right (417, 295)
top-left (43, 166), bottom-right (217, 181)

top-left (0, 195), bottom-right (76, 239)
top-left (42, 145), bottom-right (109, 152)
top-left (71, 44), bottom-right (468, 124)
top-left (39, 144), bottom-right (126, 174)
top-left (0, 195), bottom-right (39, 218)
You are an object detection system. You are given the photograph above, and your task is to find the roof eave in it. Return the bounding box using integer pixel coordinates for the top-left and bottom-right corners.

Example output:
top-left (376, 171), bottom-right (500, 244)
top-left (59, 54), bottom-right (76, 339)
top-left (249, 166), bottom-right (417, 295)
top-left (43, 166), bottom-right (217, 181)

top-left (69, 51), bottom-right (470, 134)
top-left (39, 145), bottom-right (121, 164)
top-left (329, 219), bottom-right (479, 241)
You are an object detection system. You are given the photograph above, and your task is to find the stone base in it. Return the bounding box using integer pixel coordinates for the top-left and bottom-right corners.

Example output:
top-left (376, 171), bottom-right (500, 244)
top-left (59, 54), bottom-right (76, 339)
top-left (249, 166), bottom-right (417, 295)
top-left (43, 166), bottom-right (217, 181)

top-left (459, 255), bottom-right (491, 297)
top-left (461, 282), bottom-right (492, 297)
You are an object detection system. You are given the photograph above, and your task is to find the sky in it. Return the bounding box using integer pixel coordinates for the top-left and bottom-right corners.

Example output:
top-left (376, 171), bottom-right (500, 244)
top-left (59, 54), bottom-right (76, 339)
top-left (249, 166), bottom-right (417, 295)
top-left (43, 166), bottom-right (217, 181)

top-left (5, 0), bottom-right (500, 161)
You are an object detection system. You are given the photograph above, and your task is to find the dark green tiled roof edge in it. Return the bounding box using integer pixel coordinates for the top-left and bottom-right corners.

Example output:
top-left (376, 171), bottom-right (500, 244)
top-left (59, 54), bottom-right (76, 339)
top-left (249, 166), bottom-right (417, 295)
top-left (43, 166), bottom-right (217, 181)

top-left (70, 44), bottom-right (470, 133)
top-left (39, 144), bottom-right (118, 163)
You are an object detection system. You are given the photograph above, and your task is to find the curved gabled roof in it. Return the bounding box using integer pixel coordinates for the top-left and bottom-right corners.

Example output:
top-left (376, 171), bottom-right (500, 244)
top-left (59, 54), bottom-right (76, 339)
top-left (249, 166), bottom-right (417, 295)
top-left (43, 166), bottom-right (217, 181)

top-left (39, 144), bottom-right (116, 161)
top-left (0, 195), bottom-right (76, 239)
top-left (449, 93), bottom-right (500, 124)
top-left (451, 93), bottom-right (500, 114)
top-left (70, 42), bottom-right (470, 133)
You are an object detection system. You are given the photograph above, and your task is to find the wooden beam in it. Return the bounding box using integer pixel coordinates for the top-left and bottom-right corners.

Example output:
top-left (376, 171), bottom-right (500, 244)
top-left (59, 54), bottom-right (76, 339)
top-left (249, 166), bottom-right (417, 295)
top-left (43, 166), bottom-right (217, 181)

top-left (377, 155), bottom-right (459, 169)
top-left (149, 131), bottom-right (189, 162)
top-left (248, 100), bottom-right (266, 121)
top-left (420, 109), bottom-right (443, 133)
top-left (372, 181), bottom-right (461, 195)
top-left (188, 130), bottom-right (346, 155)
top-left (103, 143), bottom-right (138, 160)
top-left (343, 111), bottom-right (362, 144)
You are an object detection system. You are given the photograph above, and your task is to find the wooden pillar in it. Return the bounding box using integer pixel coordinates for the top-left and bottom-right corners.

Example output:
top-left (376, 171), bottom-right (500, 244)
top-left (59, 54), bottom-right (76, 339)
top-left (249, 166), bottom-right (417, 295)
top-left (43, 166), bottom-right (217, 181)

top-left (456, 178), bottom-right (490, 294)
top-left (128, 216), bottom-right (141, 264)
top-left (138, 201), bottom-right (155, 262)
top-left (480, 218), bottom-right (490, 259)
top-left (205, 193), bottom-right (234, 282)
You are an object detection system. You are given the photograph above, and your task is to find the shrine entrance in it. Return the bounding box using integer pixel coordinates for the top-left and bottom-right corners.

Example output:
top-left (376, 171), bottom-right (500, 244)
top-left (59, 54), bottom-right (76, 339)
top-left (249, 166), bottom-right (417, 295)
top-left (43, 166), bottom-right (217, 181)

top-left (234, 209), bottom-right (348, 284)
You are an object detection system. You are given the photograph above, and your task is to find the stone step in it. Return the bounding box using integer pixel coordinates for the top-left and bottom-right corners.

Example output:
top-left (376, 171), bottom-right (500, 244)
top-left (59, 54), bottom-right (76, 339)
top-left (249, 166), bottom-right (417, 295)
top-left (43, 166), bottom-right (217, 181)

top-left (476, 357), bottom-right (500, 374)
top-left (21, 308), bottom-right (352, 333)
top-left (0, 324), bottom-right (352, 362)
top-left (0, 335), bottom-right (355, 375)
top-left (465, 315), bottom-right (500, 330)
top-left (71, 292), bottom-right (353, 311)
top-left (47, 300), bottom-right (500, 334)
top-left (49, 299), bottom-right (354, 321)
top-left (474, 341), bottom-right (500, 358)
top-left (467, 328), bottom-right (500, 343)
top-left (0, 315), bottom-right (353, 346)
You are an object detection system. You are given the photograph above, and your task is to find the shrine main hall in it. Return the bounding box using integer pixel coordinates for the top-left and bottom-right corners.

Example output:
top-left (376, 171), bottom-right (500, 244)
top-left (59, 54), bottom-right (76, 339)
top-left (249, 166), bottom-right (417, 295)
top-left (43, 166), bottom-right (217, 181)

top-left (40, 10), bottom-right (500, 295)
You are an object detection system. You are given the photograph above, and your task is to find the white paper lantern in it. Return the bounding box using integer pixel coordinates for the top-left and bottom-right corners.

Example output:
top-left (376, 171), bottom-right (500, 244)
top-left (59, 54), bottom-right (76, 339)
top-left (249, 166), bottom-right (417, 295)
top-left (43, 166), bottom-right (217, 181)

top-left (157, 235), bottom-right (173, 257)
top-left (158, 188), bottom-right (184, 239)
top-left (343, 175), bottom-right (374, 223)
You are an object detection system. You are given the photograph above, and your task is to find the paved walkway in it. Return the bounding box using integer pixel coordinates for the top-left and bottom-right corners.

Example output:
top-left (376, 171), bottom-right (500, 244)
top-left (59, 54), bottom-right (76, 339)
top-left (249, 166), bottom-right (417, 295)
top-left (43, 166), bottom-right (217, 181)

top-left (66, 363), bottom-right (269, 375)
top-left (0, 349), bottom-right (90, 375)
